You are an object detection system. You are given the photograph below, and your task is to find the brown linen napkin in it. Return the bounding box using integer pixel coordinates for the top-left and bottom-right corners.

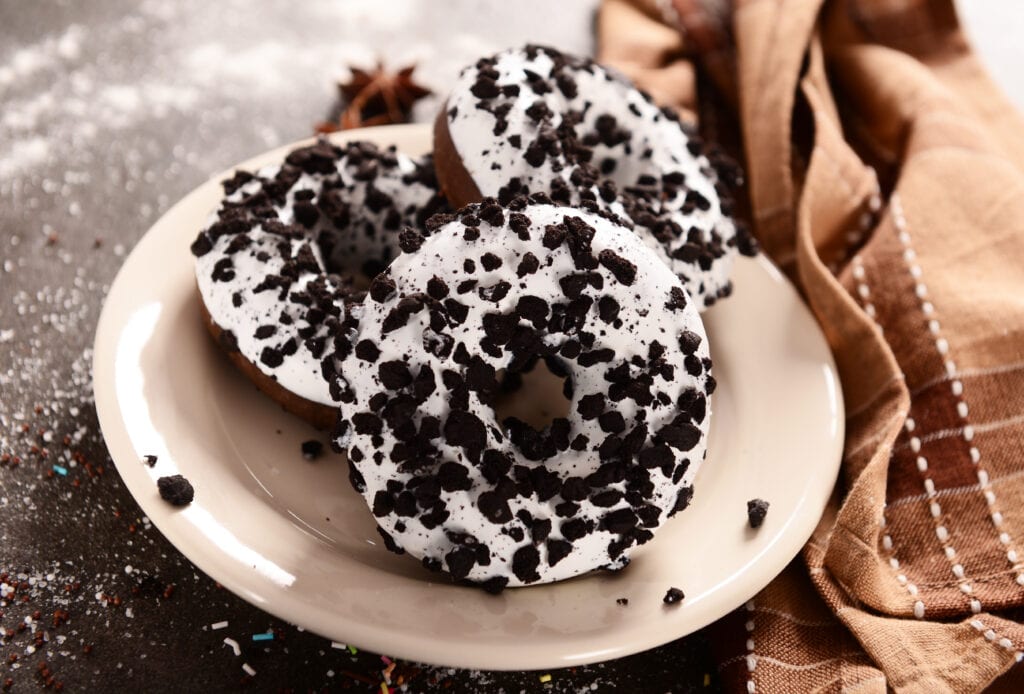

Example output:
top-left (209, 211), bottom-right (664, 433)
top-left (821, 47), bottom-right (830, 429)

top-left (598, 1), bottom-right (1024, 691)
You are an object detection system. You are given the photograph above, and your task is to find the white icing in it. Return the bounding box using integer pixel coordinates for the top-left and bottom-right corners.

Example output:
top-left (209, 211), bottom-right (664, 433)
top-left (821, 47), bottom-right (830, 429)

top-left (194, 144), bottom-right (443, 406)
top-left (336, 204), bottom-right (712, 587)
top-left (445, 46), bottom-right (742, 308)
top-left (196, 218), bottom-right (344, 405)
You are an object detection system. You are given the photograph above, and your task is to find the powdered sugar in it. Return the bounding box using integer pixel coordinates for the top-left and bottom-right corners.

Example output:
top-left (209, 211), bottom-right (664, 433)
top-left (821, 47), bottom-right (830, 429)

top-left (0, 137), bottom-right (50, 180)
top-left (0, 0), bottom-right (598, 189)
top-left (1, 1), bottom-right (718, 689)
top-left (0, 24), bottom-right (85, 91)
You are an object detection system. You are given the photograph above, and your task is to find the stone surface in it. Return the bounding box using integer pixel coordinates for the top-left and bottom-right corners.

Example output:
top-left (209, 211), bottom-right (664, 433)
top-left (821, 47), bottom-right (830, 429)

top-left (0, 1), bottom-right (718, 690)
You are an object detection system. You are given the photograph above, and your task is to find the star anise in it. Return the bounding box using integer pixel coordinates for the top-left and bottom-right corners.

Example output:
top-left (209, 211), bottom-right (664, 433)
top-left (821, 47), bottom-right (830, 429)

top-left (316, 62), bottom-right (431, 133)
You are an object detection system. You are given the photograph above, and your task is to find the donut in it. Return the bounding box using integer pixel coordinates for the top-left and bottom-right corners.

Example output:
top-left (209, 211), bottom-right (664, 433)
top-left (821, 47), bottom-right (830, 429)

top-left (433, 44), bottom-right (756, 309)
top-left (190, 139), bottom-right (448, 429)
top-left (330, 198), bottom-right (713, 589)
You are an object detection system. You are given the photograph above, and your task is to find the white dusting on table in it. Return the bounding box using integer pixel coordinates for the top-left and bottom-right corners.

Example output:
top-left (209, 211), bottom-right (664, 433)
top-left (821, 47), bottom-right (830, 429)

top-left (0, 0), bottom-right (598, 189)
top-left (0, 1), bottom-right (680, 691)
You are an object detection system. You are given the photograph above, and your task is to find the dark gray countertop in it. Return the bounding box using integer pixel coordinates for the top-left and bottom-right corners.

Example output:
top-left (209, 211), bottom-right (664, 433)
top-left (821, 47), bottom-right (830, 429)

top-left (0, 1), bottom-right (717, 691)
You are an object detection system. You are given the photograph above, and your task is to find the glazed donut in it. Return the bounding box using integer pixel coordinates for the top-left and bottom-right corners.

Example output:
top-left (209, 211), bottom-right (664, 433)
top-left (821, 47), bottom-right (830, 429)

top-left (433, 45), bottom-right (756, 309)
top-left (331, 199), bottom-right (713, 589)
top-left (190, 139), bottom-right (447, 429)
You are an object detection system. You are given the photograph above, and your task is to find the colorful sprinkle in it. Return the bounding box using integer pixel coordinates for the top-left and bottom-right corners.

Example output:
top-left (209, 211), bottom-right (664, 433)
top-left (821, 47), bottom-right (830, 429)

top-left (222, 637), bottom-right (240, 657)
top-left (539, 673), bottom-right (552, 683)
top-left (251, 632), bottom-right (273, 642)
top-left (241, 663), bottom-right (256, 677)
top-left (347, 645), bottom-right (358, 655)
top-left (330, 641), bottom-right (346, 650)
top-left (210, 621), bottom-right (228, 630)
top-left (52, 465), bottom-right (68, 476)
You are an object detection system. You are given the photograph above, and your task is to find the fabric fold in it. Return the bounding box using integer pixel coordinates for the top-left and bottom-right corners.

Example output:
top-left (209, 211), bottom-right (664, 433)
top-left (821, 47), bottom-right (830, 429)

top-left (598, 0), bottom-right (1024, 691)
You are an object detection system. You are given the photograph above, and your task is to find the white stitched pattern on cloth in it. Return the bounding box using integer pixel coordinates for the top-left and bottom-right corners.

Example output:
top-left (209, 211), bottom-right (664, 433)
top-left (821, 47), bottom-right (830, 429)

top-left (850, 255), bottom-right (880, 323)
top-left (887, 466), bottom-right (1024, 512)
top-left (722, 653), bottom-right (872, 673)
top-left (891, 412), bottom-right (1024, 453)
top-left (754, 655), bottom-right (871, 672)
top-left (829, 181), bottom-right (881, 276)
top-left (911, 359), bottom-right (1024, 397)
top-left (892, 193), bottom-right (1024, 603)
top-left (744, 598), bottom-right (757, 693)
top-left (968, 618), bottom-right (1024, 663)
top-left (715, 601), bottom-right (761, 693)
top-left (847, 252), bottom-right (923, 612)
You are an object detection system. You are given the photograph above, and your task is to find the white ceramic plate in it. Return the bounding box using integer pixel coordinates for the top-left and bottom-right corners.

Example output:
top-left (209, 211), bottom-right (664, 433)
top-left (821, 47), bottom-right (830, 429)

top-left (93, 124), bottom-right (843, 671)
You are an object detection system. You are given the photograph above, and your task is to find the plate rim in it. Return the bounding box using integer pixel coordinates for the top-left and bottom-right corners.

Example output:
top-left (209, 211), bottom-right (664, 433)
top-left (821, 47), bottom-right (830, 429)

top-left (93, 123), bottom-right (844, 671)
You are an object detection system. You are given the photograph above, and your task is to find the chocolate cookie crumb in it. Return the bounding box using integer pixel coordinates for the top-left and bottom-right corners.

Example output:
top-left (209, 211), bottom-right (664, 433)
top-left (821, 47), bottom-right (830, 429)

top-left (143, 454), bottom-right (158, 467)
top-left (481, 576), bottom-right (509, 594)
top-left (616, 597), bottom-right (629, 606)
top-left (663, 587), bottom-right (684, 605)
top-left (747, 498), bottom-right (769, 528)
top-left (301, 440), bottom-right (324, 460)
top-left (157, 475), bottom-right (194, 506)
top-left (333, 200), bottom-right (713, 587)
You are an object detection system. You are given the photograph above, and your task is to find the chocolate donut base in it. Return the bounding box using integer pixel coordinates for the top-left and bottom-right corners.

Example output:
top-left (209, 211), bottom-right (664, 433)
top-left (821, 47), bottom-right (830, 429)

top-left (433, 100), bottom-right (484, 209)
top-left (197, 290), bottom-right (336, 431)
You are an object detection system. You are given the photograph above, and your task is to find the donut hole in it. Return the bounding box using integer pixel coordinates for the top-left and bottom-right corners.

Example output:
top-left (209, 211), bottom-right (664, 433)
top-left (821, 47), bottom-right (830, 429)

top-left (493, 357), bottom-right (571, 442)
top-left (319, 234), bottom-right (395, 291)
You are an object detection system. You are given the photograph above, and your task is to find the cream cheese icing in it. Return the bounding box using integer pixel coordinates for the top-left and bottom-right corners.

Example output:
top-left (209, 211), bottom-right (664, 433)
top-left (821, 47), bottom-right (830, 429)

top-left (331, 201), bottom-right (713, 589)
top-left (442, 45), bottom-right (757, 309)
top-left (191, 139), bottom-right (447, 406)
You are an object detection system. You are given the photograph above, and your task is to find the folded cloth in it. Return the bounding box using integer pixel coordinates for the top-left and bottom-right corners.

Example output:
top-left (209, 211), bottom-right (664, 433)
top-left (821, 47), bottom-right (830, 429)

top-left (598, 1), bottom-right (1024, 691)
